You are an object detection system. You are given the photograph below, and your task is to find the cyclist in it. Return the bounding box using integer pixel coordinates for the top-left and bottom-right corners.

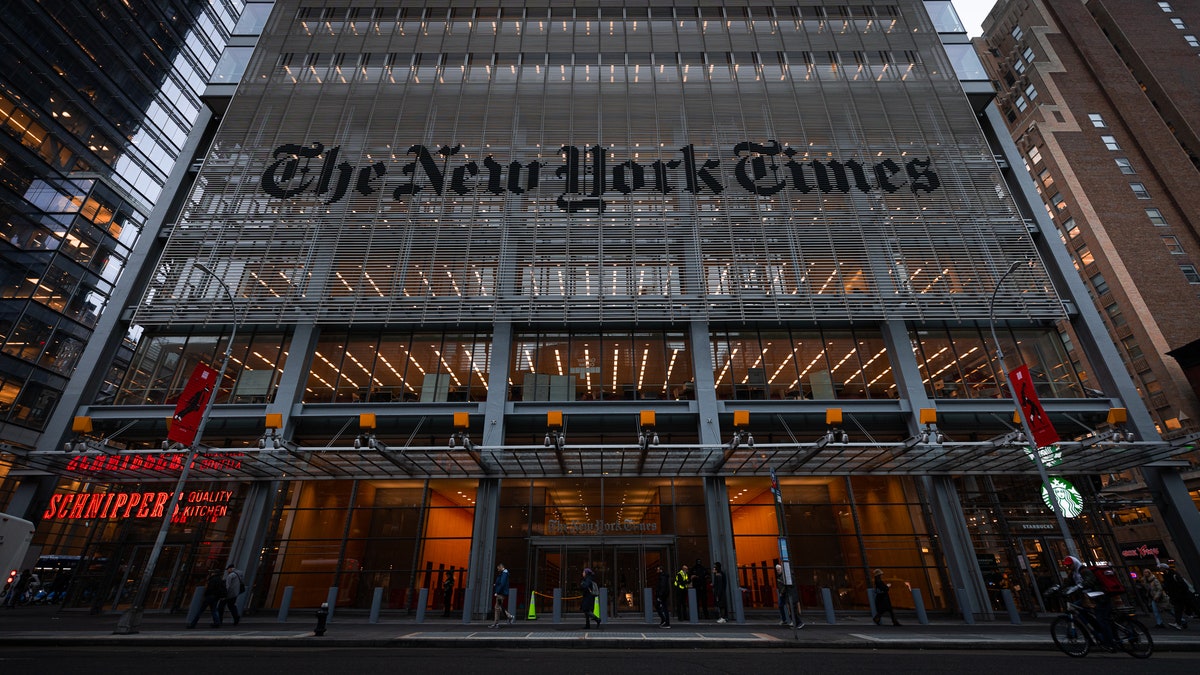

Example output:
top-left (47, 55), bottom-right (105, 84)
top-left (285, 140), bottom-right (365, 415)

top-left (1061, 555), bottom-right (1116, 650)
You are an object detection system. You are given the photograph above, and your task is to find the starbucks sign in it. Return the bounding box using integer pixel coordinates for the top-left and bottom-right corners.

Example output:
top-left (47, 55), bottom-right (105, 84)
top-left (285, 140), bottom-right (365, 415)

top-left (1041, 477), bottom-right (1084, 518)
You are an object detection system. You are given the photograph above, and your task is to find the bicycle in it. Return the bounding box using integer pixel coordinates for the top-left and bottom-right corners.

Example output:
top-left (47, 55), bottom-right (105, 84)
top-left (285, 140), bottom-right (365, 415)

top-left (1047, 586), bottom-right (1153, 658)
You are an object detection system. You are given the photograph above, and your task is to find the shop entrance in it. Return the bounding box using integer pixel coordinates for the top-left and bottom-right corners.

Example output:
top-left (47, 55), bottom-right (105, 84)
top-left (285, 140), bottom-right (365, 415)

top-left (530, 536), bottom-right (674, 620)
top-left (66, 542), bottom-right (188, 613)
top-left (1018, 536), bottom-right (1069, 613)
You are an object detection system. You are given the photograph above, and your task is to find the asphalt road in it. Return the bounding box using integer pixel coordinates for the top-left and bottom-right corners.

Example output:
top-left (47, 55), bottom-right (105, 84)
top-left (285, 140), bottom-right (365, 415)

top-left (7, 647), bottom-right (1197, 674)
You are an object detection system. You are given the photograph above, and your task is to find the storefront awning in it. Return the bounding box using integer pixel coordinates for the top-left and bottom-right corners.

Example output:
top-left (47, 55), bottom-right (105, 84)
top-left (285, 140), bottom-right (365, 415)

top-left (9, 436), bottom-right (1188, 483)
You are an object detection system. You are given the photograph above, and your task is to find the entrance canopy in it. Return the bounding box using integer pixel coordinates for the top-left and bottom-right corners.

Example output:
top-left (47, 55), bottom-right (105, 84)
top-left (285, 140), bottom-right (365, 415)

top-left (10, 436), bottom-right (1188, 484)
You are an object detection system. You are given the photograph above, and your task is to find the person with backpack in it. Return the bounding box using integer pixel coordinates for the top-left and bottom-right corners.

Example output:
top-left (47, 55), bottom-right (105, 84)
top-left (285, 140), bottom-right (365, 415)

top-left (1160, 562), bottom-right (1200, 629)
top-left (489, 562), bottom-right (513, 628)
top-left (187, 570), bottom-right (226, 629)
top-left (221, 564), bottom-right (245, 626)
top-left (1061, 556), bottom-right (1120, 649)
top-left (580, 567), bottom-right (601, 629)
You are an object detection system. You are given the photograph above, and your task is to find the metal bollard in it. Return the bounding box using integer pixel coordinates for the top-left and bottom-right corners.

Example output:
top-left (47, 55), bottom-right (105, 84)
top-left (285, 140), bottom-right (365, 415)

top-left (415, 587), bottom-right (429, 623)
top-left (643, 588), bottom-right (655, 623)
top-left (688, 587), bottom-right (698, 623)
top-left (912, 588), bottom-right (930, 625)
top-left (314, 602), bottom-right (329, 636)
top-left (370, 587), bottom-right (384, 624)
top-left (277, 586), bottom-right (293, 622)
top-left (821, 587), bottom-right (836, 625)
top-left (1000, 589), bottom-right (1021, 625)
top-left (325, 587), bottom-right (339, 623)
top-left (552, 588), bottom-right (562, 624)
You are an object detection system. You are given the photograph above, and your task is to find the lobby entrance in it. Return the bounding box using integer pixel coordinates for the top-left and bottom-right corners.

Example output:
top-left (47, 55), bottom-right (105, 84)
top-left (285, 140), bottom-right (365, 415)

top-left (529, 536), bottom-right (674, 619)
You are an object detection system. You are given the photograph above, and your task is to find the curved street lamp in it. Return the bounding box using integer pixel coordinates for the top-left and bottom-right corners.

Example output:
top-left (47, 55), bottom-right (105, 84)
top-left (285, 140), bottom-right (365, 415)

top-left (987, 260), bottom-right (1079, 559)
top-left (116, 262), bottom-right (242, 634)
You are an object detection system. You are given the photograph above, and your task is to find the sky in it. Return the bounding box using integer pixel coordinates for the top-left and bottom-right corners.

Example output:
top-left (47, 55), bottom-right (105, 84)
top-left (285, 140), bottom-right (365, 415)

top-left (953, 0), bottom-right (994, 38)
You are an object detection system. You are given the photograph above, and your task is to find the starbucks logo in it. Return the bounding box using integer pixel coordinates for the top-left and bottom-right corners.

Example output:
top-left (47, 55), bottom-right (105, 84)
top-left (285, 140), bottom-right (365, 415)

top-left (1041, 476), bottom-right (1083, 518)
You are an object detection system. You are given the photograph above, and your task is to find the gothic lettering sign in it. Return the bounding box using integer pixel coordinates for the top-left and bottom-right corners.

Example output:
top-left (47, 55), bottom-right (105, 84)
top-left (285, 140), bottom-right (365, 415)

top-left (260, 141), bottom-right (941, 213)
top-left (546, 518), bottom-right (659, 535)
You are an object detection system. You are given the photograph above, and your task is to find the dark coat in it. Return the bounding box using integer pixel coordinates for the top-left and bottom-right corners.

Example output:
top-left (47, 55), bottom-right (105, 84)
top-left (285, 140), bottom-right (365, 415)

top-left (203, 574), bottom-right (226, 601)
top-left (873, 576), bottom-right (892, 611)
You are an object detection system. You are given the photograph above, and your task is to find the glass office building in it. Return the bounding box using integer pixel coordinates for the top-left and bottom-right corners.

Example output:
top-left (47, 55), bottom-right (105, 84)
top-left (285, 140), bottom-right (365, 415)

top-left (6, 1), bottom-right (1199, 621)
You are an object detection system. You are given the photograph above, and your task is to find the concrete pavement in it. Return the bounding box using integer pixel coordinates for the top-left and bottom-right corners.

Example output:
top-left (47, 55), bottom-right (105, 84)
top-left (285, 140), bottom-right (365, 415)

top-left (1, 605), bottom-right (1199, 651)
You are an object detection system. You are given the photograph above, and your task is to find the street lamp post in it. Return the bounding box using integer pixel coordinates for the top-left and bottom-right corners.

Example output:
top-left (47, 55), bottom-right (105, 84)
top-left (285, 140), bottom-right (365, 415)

top-left (987, 260), bottom-right (1079, 560)
top-left (115, 262), bottom-right (240, 634)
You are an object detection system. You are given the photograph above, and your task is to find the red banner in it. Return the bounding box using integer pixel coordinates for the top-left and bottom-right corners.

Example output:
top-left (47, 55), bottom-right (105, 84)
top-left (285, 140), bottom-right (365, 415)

top-left (167, 363), bottom-right (218, 446)
top-left (1009, 364), bottom-right (1060, 448)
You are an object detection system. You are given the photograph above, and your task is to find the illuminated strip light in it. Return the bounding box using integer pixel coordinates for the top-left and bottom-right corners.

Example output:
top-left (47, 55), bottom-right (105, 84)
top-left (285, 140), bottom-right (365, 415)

top-left (253, 351), bottom-right (275, 367)
top-left (829, 348), bottom-right (857, 374)
top-left (345, 351), bottom-right (383, 387)
top-left (741, 346), bottom-right (769, 384)
top-left (315, 351), bottom-right (359, 388)
top-left (842, 348), bottom-right (887, 385)
top-left (523, 349), bottom-right (535, 372)
top-left (404, 348), bottom-right (427, 376)
top-left (248, 271), bottom-right (281, 298)
top-left (464, 349), bottom-right (488, 392)
top-left (433, 349), bottom-right (463, 386)
top-left (919, 269), bottom-right (951, 294)
top-left (554, 349), bottom-right (563, 376)
top-left (797, 350), bottom-right (827, 381)
top-left (928, 346), bottom-right (980, 381)
top-left (868, 367), bottom-right (893, 387)
top-left (637, 347), bottom-right (649, 390)
top-left (769, 351), bottom-right (795, 384)
top-left (916, 346), bottom-right (951, 373)
top-left (584, 348), bottom-right (593, 392)
top-left (612, 348), bottom-right (619, 391)
top-left (663, 348), bottom-right (679, 390)
top-left (334, 271), bottom-right (355, 293)
top-left (363, 271), bottom-right (385, 297)
top-left (714, 347), bottom-right (740, 387)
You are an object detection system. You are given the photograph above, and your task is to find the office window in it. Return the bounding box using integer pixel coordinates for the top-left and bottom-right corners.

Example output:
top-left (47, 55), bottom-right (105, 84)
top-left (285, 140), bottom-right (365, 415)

top-left (1102, 135), bottom-right (1120, 150)
top-left (1089, 272), bottom-right (1109, 296)
top-left (1015, 95), bottom-right (1028, 112)
top-left (1039, 168), bottom-right (1054, 189)
top-left (1146, 208), bottom-right (1169, 226)
top-left (1121, 336), bottom-right (1144, 362)
top-left (1077, 245), bottom-right (1095, 266)
top-left (1115, 158), bottom-right (1135, 174)
top-left (1088, 113), bottom-right (1106, 128)
top-left (1183, 265), bottom-right (1200, 284)
top-left (1104, 302), bottom-right (1127, 326)
top-left (1025, 83), bottom-right (1038, 101)
top-left (1130, 183), bottom-right (1150, 199)
top-left (1063, 218), bottom-right (1080, 239)
top-left (1159, 2), bottom-right (1174, 11)
top-left (1162, 235), bottom-right (1184, 254)
top-left (1051, 192), bottom-right (1066, 210)
top-left (1186, 35), bottom-right (1200, 47)
top-left (1028, 146), bottom-right (1042, 164)
top-left (1013, 59), bottom-right (1026, 74)
top-left (1172, 18), bottom-right (1186, 30)
top-left (1023, 47), bottom-right (1035, 62)
top-left (1011, 25), bottom-right (1024, 41)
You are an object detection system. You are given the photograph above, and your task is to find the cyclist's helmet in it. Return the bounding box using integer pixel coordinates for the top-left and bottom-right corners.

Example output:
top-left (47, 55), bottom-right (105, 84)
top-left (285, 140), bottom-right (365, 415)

top-left (1061, 555), bottom-right (1082, 570)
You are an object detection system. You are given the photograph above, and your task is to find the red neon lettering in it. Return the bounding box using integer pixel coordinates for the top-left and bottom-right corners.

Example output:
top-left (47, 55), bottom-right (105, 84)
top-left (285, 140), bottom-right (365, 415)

top-left (84, 493), bottom-right (104, 519)
top-left (68, 495), bottom-right (89, 519)
top-left (43, 494), bottom-right (61, 520)
top-left (150, 492), bottom-right (169, 518)
top-left (122, 493), bottom-right (142, 518)
top-left (136, 493), bottom-right (153, 518)
top-left (110, 493), bottom-right (128, 517)
top-left (55, 494), bottom-right (74, 519)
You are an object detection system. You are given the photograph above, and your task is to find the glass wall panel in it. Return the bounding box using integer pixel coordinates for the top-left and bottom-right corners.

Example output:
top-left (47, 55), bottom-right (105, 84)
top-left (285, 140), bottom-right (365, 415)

top-left (116, 330), bottom-right (288, 405)
top-left (912, 327), bottom-right (1083, 400)
top-left (510, 331), bottom-right (692, 401)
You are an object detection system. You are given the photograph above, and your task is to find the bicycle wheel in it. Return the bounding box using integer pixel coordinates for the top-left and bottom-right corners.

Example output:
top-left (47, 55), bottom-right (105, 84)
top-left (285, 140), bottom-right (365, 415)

top-left (1113, 616), bottom-right (1153, 659)
top-left (1050, 615), bottom-right (1092, 657)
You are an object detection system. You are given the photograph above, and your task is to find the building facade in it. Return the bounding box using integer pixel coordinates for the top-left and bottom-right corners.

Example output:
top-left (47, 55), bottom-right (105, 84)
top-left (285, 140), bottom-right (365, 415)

top-left (4, 0), bottom-right (1199, 621)
top-left (976, 0), bottom-right (1200, 576)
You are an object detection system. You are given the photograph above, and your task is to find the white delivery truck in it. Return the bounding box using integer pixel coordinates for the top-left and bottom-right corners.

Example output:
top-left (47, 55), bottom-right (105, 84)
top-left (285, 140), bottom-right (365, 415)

top-left (1, 513), bottom-right (36, 588)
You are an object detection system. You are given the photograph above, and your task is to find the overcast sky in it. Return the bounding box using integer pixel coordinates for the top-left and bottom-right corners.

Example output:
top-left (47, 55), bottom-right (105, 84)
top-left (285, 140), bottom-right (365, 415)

top-left (953, 0), bottom-right (994, 37)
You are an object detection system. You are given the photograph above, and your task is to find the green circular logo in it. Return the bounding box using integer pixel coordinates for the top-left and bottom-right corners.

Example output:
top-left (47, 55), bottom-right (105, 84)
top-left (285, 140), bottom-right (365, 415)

top-left (1041, 476), bottom-right (1083, 518)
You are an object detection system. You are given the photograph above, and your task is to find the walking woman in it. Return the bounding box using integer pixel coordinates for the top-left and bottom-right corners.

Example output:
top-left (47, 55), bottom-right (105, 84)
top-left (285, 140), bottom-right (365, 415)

top-left (871, 569), bottom-right (901, 626)
top-left (580, 568), bottom-right (601, 629)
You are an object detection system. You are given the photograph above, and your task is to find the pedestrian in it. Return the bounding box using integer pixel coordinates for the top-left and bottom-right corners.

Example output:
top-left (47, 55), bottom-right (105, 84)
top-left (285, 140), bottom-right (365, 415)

top-left (221, 564), bottom-right (244, 626)
top-left (692, 559), bottom-right (710, 620)
top-left (580, 567), bottom-right (601, 629)
top-left (490, 562), bottom-right (513, 628)
top-left (188, 570), bottom-right (226, 628)
top-left (654, 564), bottom-right (671, 628)
top-left (774, 563), bottom-right (803, 627)
top-left (871, 568), bottom-right (900, 626)
top-left (673, 563), bottom-right (690, 619)
top-left (712, 561), bottom-right (728, 623)
top-left (442, 574), bottom-right (455, 617)
top-left (1141, 567), bottom-right (1166, 628)
top-left (1160, 562), bottom-right (1199, 629)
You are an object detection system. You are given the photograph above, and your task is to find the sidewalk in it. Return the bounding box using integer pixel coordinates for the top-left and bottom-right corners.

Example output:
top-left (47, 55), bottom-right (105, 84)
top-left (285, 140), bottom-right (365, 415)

top-left (2, 605), bottom-right (1199, 650)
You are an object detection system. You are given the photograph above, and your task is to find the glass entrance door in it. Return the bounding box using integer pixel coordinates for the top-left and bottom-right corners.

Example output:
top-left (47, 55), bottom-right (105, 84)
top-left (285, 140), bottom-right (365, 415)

top-left (110, 544), bottom-right (185, 611)
top-left (531, 537), bottom-right (673, 620)
top-left (1019, 536), bottom-right (1069, 613)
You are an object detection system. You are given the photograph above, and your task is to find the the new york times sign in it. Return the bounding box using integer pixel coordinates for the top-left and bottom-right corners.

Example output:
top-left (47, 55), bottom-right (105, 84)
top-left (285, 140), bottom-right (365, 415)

top-left (260, 140), bottom-right (941, 213)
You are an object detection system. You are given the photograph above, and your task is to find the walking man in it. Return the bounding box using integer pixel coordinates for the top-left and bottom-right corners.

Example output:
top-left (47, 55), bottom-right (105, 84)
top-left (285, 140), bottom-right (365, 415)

top-left (654, 564), bottom-right (671, 628)
top-left (490, 562), bottom-right (514, 628)
top-left (221, 564), bottom-right (244, 626)
top-left (712, 561), bottom-right (728, 623)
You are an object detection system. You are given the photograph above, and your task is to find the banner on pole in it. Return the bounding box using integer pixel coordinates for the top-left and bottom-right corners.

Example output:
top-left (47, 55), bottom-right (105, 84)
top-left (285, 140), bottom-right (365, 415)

top-left (1009, 364), bottom-right (1060, 448)
top-left (167, 363), bottom-right (218, 446)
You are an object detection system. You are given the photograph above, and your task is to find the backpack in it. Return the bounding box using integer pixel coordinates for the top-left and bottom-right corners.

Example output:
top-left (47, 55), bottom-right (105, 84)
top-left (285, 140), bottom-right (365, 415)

top-left (1090, 565), bottom-right (1126, 594)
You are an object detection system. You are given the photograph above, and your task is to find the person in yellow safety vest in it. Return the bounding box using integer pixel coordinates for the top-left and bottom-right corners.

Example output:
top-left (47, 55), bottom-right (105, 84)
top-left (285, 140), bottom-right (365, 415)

top-left (673, 563), bottom-right (690, 619)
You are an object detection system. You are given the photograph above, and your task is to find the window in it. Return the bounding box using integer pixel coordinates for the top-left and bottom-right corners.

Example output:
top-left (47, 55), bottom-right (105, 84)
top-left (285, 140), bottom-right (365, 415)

top-left (1159, 1), bottom-right (1174, 11)
top-left (1077, 245), bottom-right (1095, 266)
top-left (1022, 47), bottom-right (1035, 63)
top-left (1063, 217), bottom-right (1080, 238)
top-left (1102, 135), bottom-right (1120, 150)
top-left (1090, 272), bottom-right (1110, 296)
top-left (1172, 18), bottom-right (1186, 30)
top-left (1146, 208), bottom-right (1169, 226)
top-left (1039, 168), bottom-right (1054, 188)
top-left (1025, 83), bottom-right (1038, 101)
top-left (1183, 265), bottom-right (1200, 284)
top-left (1015, 95), bottom-right (1028, 112)
top-left (1011, 25), bottom-right (1024, 41)
top-left (1051, 192), bottom-right (1066, 210)
top-left (1186, 35), bottom-right (1200, 47)
top-left (1122, 336), bottom-right (1145, 362)
top-left (1013, 59), bottom-right (1026, 74)
top-left (1028, 146), bottom-right (1042, 164)
top-left (1162, 235), bottom-right (1184, 254)
top-left (1105, 302), bottom-right (1127, 326)
top-left (1088, 113), bottom-right (1106, 128)
top-left (1115, 158), bottom-right (1135, 174)
top-left (1130, 183), bottom-right (1151, 199)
